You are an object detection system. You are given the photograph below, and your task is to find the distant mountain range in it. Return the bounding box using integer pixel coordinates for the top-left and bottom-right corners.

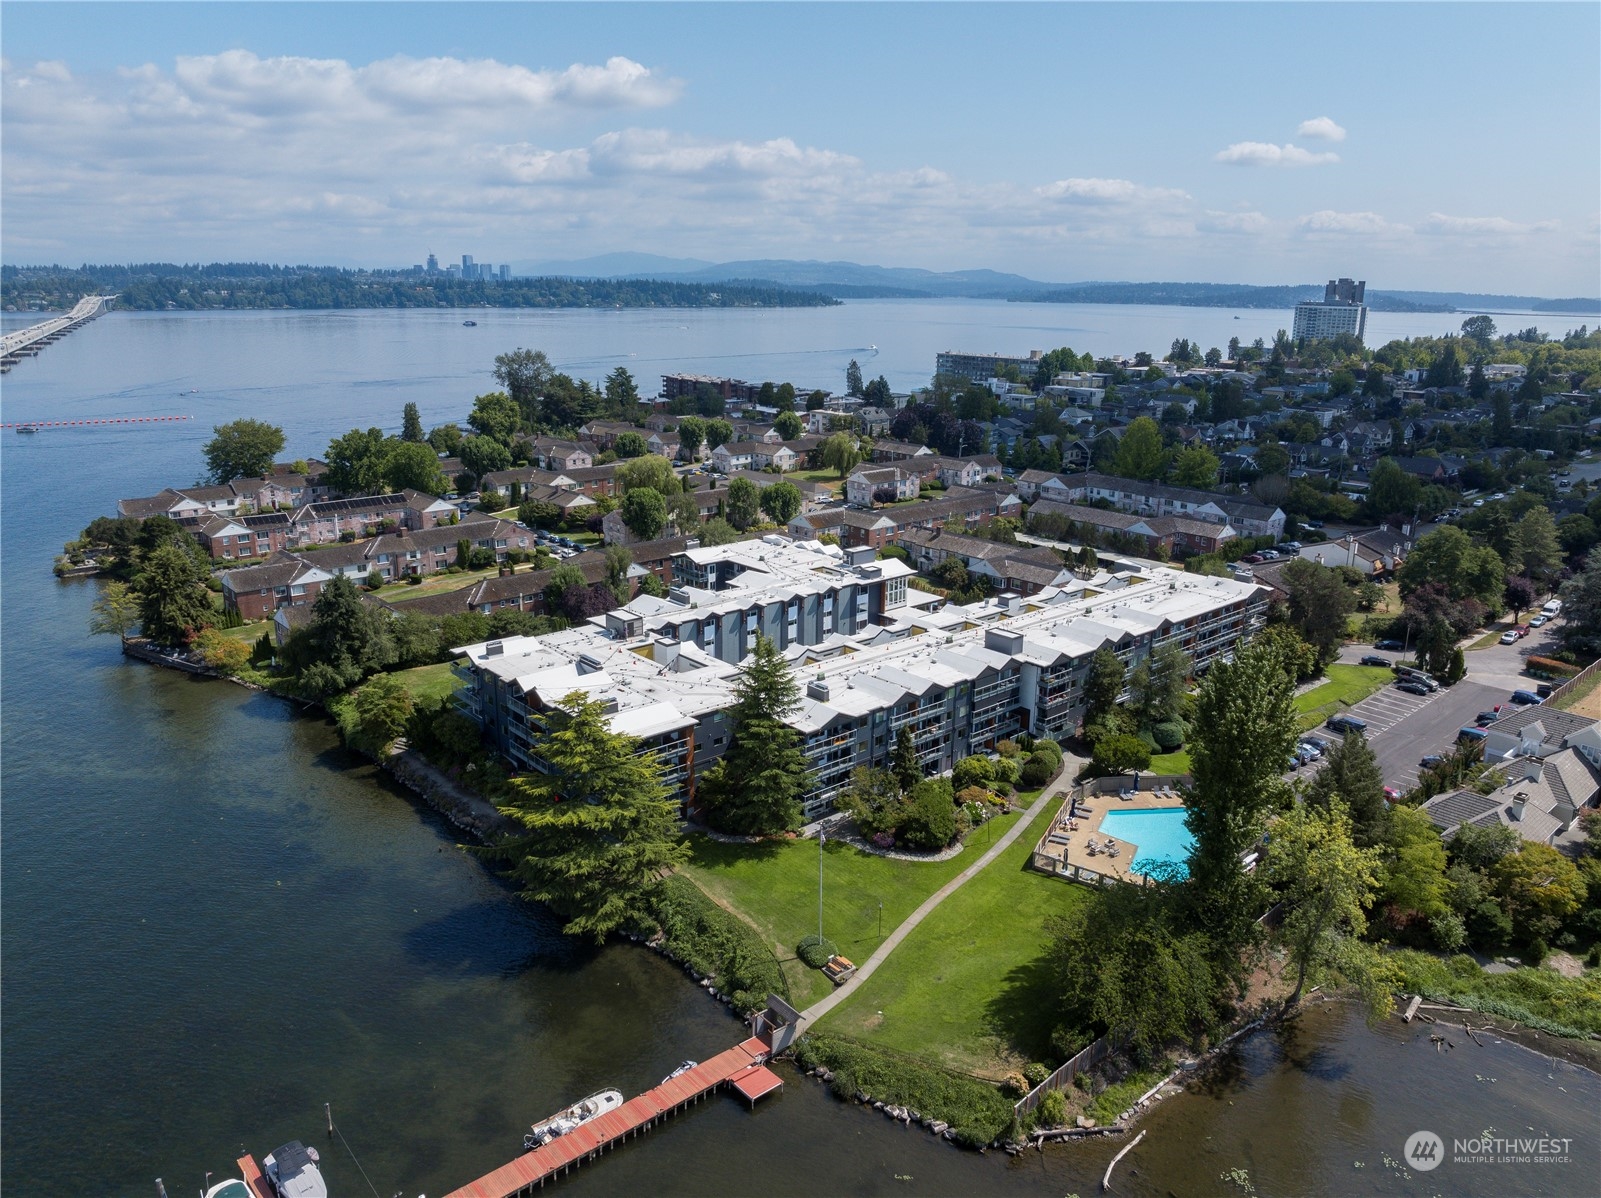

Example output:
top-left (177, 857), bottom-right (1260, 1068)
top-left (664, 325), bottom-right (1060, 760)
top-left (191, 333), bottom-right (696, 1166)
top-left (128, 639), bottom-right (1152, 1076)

top-left (510, 254), bottom-right (1601, 314)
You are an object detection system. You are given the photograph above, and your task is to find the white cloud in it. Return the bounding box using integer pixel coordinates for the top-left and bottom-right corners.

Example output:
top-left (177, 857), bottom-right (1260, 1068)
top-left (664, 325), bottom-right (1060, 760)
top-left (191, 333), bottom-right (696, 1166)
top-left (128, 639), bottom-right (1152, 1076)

top-left (1215, 142), bottom-right (1339, 167)
top-left (1198, 210), bottom-right (1270, 234)
top-left (1296, 210), bottom-right (1408, 235)
top-left (1420, 212), bottom-right (1557, 236)
top-left (1296, 116), bottom-right (1347, 142)
top-left (1036, 177), bottom-right (1189, 205)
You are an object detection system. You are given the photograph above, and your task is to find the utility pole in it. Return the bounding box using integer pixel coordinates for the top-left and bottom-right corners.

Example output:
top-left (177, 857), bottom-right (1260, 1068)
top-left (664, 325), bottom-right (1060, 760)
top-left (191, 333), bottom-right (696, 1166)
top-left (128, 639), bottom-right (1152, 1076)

top-left (818, 830), bottom-right (825, 943)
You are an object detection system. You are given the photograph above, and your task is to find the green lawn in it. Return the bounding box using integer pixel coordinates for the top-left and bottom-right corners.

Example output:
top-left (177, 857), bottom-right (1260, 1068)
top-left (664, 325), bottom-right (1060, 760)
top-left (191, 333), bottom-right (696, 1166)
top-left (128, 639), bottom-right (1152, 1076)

top-left (394, 661), bottom-right (458, 704)
top-left (680, 803), bottom-right (1031, 1009)
top-left (1293, 663), bottom-right (1393, 730)
top-left (818, 799), bottom-right (1089, 1078)
top-left (1148, 750), bottom-right (1190, 774)
top-left (786, 467), bottom-right (847, 486)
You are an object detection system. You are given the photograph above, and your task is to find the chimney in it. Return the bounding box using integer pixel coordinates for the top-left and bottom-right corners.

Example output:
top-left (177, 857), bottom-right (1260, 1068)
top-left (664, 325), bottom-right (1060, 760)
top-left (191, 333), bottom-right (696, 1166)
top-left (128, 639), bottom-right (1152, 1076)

top-left (1510, 792), bottom-right (1527, 821)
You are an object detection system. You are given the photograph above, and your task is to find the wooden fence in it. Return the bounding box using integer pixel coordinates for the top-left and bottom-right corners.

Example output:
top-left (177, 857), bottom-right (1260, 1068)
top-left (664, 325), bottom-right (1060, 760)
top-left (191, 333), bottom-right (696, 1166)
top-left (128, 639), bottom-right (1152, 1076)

top-left (1013, 1034), bottom-right (1122, 1117)
top-left (1546, 655), bottom-right (1601, 709)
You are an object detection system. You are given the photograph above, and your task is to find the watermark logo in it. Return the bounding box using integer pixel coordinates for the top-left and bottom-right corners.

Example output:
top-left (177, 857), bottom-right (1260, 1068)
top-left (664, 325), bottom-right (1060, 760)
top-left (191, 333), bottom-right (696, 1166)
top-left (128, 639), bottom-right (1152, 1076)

top-left (1405, 1131), bottom-right (1445, 1172)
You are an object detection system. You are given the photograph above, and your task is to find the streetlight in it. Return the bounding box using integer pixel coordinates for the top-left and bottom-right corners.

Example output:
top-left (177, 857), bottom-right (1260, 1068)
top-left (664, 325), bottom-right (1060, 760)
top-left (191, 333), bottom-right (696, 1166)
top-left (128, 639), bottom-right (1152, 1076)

top-left (878, 901), bottom-right (884, 939)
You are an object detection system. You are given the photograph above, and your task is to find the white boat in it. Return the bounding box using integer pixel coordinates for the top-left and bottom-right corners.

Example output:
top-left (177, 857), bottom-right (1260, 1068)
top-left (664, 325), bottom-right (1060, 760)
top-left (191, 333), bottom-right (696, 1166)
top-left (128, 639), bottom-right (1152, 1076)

top-left (203, 1181), bottom-right (254, 1198)
top-left (262, 1141), bottom-right (328, 1198)
top-left (524, 1088), bottom-right (624, 1149)
top-left (661, 1060), bottom-right (698, 1085)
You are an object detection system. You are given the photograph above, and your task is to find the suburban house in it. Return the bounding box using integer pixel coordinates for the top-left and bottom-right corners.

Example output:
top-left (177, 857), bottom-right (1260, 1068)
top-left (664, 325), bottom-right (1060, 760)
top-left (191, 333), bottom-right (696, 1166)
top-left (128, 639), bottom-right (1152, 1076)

top-left (1422, 748), bottom-right (1595, 848)
top-left (896, 527), bottom-right (1075, 594)
top-left (219, 554), bottom-right (334, 621)
top-left (872, 439), bottom-right (937, 464)
top-left (846, 466), bottom-right (919, 507)
top-left (1293, 526), bottom-right (1415, 576)
top-left (1048, 472), bottom-right (1286, 540)
top-left (286, 490), bottom-right (446, 545)
top-left (184, 511), bottom-right (293, 562)
top-left (1026, 499), bottom-right (1238, 556)
top-left (831, 487), bottom-right (1020, 549)
top-left (713, 440), bottom-right (802, 472)
top-left (523, 437), bottom-right (594, 471)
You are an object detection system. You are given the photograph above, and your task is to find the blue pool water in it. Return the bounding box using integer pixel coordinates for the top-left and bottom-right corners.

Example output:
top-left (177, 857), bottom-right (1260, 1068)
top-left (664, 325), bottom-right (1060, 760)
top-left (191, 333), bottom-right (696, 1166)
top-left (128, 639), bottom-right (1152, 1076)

top-left (1097, 806), bottom-right (1195, 877)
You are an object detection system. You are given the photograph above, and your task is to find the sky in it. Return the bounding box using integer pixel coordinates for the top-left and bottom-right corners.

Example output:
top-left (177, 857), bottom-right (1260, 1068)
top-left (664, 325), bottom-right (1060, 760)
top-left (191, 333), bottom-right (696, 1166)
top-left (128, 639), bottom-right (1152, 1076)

top-left (3, 2), bottom-right (1598, 295)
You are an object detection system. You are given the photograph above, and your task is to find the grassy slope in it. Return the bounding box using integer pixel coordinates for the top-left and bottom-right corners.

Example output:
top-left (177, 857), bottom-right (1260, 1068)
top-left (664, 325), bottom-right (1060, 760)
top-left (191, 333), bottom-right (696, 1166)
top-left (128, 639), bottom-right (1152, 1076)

top-left (397, 661), bottom-right (458, 704)
top-left (819, 799), bottom-right (1089, 1078)
top-left (680, 807), bottom-right (1028, 1010)
top-left (1294, 663), bottom-right (1393, 730)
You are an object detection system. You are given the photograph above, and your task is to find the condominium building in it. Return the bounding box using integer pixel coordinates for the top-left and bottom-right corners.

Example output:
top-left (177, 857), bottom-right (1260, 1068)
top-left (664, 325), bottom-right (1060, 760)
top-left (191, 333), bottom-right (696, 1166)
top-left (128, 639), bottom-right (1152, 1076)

top-left (935, 349), bottom-right (1046, 384)
top-left (1293, 278), bottom-right (1368, 343)
top-left (451, 537), bottom-right (1269, 820)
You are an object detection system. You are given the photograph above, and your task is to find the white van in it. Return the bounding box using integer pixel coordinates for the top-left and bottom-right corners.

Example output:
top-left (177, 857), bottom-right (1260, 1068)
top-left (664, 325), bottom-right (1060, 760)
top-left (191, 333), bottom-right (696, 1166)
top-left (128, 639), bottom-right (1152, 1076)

top-left (1542, 599), bottom-right (1562, 617)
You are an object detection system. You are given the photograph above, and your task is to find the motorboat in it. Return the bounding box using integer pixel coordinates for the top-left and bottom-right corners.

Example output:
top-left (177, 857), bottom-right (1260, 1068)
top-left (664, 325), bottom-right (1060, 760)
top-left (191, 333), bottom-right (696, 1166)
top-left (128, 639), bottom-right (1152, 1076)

top-left (524, 1088), bottom-right (624, 1149)
top-left (463, 319), bottom-right (478, 326)
top-left (15, 425), bottom-right (38, 434)
top-left (203, 1181), bottom-right (254, 1198)
top-left (661, 1060), bottom-right (698, 1084)
top-left (262, 1141), bottom-right (328, 1198)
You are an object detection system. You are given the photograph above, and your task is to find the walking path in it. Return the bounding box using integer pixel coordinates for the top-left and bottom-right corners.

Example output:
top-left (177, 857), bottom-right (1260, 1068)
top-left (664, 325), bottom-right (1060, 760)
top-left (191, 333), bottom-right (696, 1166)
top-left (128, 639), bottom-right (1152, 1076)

top-left (798, 764), bottom-right (1078, 1027)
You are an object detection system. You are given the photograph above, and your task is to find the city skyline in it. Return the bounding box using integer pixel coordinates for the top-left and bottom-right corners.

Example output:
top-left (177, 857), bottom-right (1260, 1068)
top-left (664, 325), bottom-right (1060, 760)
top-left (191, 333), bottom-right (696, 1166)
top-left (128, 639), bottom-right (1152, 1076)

top-left (2, 2), bottom-right (1597, 295)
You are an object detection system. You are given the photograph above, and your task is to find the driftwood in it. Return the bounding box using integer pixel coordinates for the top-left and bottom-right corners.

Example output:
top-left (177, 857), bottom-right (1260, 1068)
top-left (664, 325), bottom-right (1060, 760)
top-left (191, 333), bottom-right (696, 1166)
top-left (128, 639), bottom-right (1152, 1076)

top-left (1101, 1129), bottom-right (1145, 1192)
top-left (1402, 995), bottom-right (1423, 1023)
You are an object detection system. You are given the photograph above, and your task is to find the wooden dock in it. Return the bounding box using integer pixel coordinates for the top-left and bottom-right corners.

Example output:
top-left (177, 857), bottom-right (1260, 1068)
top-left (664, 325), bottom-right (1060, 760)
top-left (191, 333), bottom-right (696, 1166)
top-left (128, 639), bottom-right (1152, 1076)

top-left (446, 1037), bottom-right (783, 1198)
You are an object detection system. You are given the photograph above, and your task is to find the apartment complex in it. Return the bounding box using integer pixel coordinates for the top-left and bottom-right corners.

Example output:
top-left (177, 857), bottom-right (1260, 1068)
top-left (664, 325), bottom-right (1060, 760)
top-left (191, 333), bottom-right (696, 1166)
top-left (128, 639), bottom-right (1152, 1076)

top-left (451, 537), bottom-right (1269, 820)
top-left (1292, 278), bottom-right (1368, 344)
top-left (935, 349), bottom-right (1047, 384)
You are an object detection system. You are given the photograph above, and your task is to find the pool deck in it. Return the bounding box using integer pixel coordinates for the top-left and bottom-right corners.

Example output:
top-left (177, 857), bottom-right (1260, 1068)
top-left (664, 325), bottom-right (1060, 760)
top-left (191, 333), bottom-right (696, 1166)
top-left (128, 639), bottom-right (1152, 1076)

top-left (1032, 788), bottom-right (1185, 882)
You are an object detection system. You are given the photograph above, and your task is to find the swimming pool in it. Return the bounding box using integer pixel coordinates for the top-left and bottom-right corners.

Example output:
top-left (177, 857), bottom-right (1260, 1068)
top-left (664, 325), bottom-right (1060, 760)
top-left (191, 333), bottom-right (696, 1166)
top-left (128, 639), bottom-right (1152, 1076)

top-left (1097, 806), bottom-right (1195, 877)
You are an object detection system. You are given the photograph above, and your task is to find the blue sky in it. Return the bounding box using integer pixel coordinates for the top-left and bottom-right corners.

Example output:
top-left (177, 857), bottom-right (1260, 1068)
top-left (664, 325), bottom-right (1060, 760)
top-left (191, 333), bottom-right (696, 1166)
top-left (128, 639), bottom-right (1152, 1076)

top-left (3, 3), bottom-right (1597, 294)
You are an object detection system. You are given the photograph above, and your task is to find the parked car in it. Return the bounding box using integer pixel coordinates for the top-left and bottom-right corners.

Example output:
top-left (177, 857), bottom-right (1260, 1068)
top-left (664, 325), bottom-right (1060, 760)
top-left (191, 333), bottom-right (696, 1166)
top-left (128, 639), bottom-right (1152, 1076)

top-left (1396, 668), bottom-right (1439, 691)
top-left (1458, 726), bottom-right (1489, 743)
top-left (1419, 754), bottom-right (1447, 769)
top-left (1374, 639), bottom-right (1405, 651)
top-left (1476, 709), bottom-right (1502, 725)
top-left (1326, 715), bottom-right (1368, 734)
top-left (1383, 786), bottom-right (1402, 801)
top-left (1516, 624), bottom-right (1531, 637)
top-left (1302, 736), bottom-right (1331, 752)
top-left (1280, 540), bottom-right (1302, 551)
top-left (1510, 690), bottom-right (1544, 705)
top-left (1258, 549), bottom-right (1279, 560)
top-left (1360, 655), bottom-right (1390, 667)
top-left (1530, 615), bottom-right (1549, 627)
top-left (1240, 553), bottom-right (1264, 564)
top-left (1304, 519), bottom-right (1324, 531)
top-left (1297, 740), bottom-right (1323, 759)
top-left (1397, 681), bottom-right (1432, 696)
top-left (1500, 630), bottom-right (1521, 645)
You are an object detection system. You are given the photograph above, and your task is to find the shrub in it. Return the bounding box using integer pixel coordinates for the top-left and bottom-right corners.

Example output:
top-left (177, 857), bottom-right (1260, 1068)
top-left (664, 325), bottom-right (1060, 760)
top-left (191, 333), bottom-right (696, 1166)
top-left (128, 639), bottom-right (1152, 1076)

top-left (650, 875), bottom-right (788, 1013)
top-left (1033, 739), bottom-right (1064, 763)
top-left (952, 754), bottom-right (997, 791)
top-left (1020, 754), bottom-right (1056, 787)
top-left (1151, 720), bottom-right (1186, 751)
top-left (1036, 1088), bottom-right (1068, 1128)
top-left (898, 778), bottom-right (958, 851)
top-left (1001, 1072), bottom-right (1030, 1098)
top-left (1022, 1062), bottom-right (1051, 1088)
top-left (1091, 733), bottom-right (1152, 776)
top-left (796, 934), bottom-right (839, 969)
top-left (996, 739), bottom-right (1022, 759)
top-left (993, 757), bottom-right (1021, 785)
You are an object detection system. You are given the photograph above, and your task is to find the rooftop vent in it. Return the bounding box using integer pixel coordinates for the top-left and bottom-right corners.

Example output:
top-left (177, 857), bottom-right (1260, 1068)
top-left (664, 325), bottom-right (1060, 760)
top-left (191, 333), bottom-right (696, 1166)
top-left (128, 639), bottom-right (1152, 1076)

top-left (484, 641), bottom-right (504, 657)
top-left (807, 680), bottom-right (831, 702)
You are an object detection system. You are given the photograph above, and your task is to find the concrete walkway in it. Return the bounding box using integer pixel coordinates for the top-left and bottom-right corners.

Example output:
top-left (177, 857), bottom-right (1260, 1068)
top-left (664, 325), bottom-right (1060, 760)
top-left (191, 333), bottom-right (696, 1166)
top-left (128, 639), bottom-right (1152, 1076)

top-left (797, 765), bottom-right (1077, 1028)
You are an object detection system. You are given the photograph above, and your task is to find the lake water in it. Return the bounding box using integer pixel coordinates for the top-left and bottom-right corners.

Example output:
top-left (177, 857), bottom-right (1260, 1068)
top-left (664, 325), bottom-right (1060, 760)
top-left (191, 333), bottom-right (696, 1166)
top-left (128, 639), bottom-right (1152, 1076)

top-left (3, 301), bottom-right (1597, 1196)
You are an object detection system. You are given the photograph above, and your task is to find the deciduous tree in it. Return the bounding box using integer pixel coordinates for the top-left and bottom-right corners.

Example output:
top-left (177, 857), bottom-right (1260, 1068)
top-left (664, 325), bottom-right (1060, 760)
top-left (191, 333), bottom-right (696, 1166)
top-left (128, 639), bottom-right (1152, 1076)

top-left (1265, 801), bottom-right (1386, 1010)
top-left (1170, 445), bottom-right (1219, 488)
top-left (325, 426), bottom-right (393, 496)
top-left (1110, 416), bottom-right (1165, 480)
top-left (458, 435), bottom-right (512, 486)
top-left (349, 671), bottom-right (415, 753)
top-left (203, 418), bottom-right (285, 484)
top-left (88, 580), bottom-right (140, 643)
top-left (725, 477), bottom-right (761, 530)
top-left (620, 488), bottom-right (668, 540)
top-left (384, 440), bottom-right (449, 494)
top-left (1280, 558), bottom-right (1357, 669)
top-left (494, 348), bottom-right (554, 429)
top-left (759, 480), bottom-right (803, 525)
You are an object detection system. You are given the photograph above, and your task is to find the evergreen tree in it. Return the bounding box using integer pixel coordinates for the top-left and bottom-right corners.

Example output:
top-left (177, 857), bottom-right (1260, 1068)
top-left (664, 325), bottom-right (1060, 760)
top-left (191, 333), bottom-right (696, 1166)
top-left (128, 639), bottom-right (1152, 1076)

top-left (846, 359), bottom-right (864, 397)
top-left (1304, 729), bottom-right (1388, 847)
top-left (486, 691), bottom-right (687, 940)
top-left (1183, 641), bottom-right (1298, 973)
top-left (604, 366), bottom-right (639, 411)
top-left (135, 542), bottom-right (215, 646)
top-left (696, 636), bottom-right (812, 834)
top-left (289, 574), bottom-right (395, 695)
top-left (1084, 647), bottom-right (1125, 727)
top-left (401, 402), bottom-right (425, 443)
top-left (892, 723), bottom-right (920, 792)
top-left (1131, 643), bottom-right (1190, 728)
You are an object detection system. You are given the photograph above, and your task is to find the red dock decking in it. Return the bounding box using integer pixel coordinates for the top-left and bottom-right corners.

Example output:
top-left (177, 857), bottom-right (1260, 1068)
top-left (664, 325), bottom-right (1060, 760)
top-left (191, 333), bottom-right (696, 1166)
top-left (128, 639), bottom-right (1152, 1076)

top-left (446, 1037), bottom-right (781, 1198)
top-left (237, 1154), bottom-right (274, 1198)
